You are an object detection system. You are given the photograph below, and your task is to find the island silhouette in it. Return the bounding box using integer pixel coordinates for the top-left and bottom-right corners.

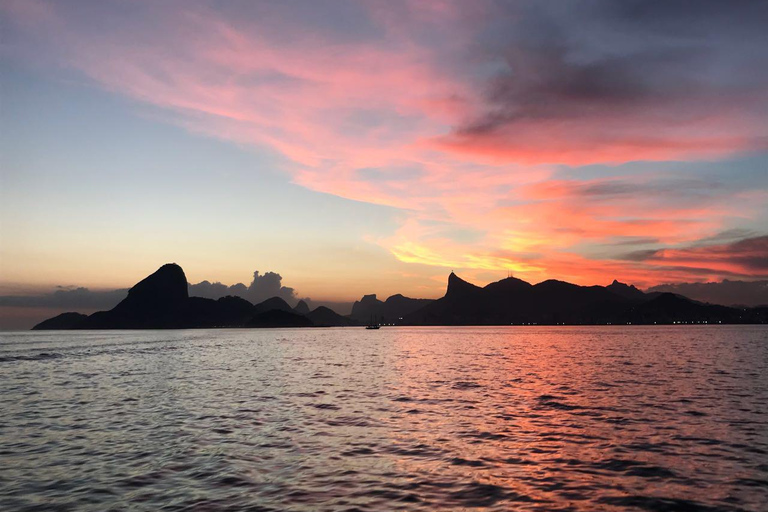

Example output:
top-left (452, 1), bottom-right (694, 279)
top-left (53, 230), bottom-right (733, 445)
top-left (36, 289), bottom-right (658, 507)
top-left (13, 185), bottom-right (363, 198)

top-left (33, 263), bottom-right (767, 329)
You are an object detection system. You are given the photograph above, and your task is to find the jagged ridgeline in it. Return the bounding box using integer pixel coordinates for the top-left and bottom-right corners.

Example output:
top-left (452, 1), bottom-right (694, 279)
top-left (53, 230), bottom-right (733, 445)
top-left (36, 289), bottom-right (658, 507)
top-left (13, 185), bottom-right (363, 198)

top-left (33, 264), bottom-right (350, 330)
top-left (33, 265), bottom-right (768, 329)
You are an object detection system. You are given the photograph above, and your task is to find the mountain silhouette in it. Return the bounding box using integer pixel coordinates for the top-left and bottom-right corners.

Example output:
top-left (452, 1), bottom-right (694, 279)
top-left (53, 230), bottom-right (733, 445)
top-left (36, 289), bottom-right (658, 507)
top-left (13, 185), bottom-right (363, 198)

top-left (606, 279), bottom-right (651, 301)
top-left (182, 295), bottom-right (255, 328)
top-left (293, 300), bottom-right (311, 315)
top-left (32, 312), bottom-right (89, 330)
top-left (32, 263), bottom-right (767, 329)
top-left (350, 293), bottom-right (433, 324)
top-left (624, 293), bottom-right (752, 324)
top-left (78, 263), bottom-right (190, 329)
top-left (306, 306), bottom-right (352, 327)
top-left (253, 297), bottom-right (293, 314)
top-left (350, 294), bottom-right (382, 320)
top-left (447, 271), bottom-right (483, 298)
top-left (403, 273), bottom-right (767, 325)
top-left (246, 309), bottom-right (312, 328)
top-left (33, 264), bottom-right (353, 329)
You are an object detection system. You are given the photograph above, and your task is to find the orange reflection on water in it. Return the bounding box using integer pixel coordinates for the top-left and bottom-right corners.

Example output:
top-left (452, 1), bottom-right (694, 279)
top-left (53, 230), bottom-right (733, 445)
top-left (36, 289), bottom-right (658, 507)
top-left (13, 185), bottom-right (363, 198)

top-left (377, 326), bottom-right (762, 510)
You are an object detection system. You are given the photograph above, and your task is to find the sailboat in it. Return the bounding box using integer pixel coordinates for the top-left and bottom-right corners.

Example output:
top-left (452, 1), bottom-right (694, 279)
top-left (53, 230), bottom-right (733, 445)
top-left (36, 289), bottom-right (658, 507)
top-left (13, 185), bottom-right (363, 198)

top-left (366, 314), bottom-right (380, 329)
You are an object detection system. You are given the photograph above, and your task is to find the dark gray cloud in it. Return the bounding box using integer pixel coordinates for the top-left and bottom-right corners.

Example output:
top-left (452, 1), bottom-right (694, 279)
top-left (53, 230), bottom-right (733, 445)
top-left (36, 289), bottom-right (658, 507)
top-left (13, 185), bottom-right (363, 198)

top-left (619, 235), bottom-right (768, 276)
top-left (694, 229), bottom-right (759, 245)
top-left (573, 178), bottom-right (724, 201)
top-left (0, 286), bottom-right (128, 310)
top-left (620, 249), bottom-right (660, 262)
top-left (726, 237), bottom-right (768, 271)
top-left (444, 0), bottom-right (768, 155)
top-left (648, 280), bottom-right (768, 307)
top-left (604, 0), bottom-right (768, 38)
top-left (609, 237), bottom-right (660, 247)
top-left (188, 271), bottom-right (298, 305)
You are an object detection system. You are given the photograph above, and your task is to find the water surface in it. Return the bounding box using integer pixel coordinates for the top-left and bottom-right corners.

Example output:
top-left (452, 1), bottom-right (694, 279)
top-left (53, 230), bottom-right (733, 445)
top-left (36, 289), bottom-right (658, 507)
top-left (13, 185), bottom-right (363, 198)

top-left (1, 326), bottom-right (766, 511)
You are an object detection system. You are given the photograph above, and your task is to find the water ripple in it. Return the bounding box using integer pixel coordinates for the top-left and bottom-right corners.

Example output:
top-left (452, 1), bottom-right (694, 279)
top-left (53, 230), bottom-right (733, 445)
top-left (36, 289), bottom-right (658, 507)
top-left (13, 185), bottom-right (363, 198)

top-left (1, 326), bottom-right (767, 511)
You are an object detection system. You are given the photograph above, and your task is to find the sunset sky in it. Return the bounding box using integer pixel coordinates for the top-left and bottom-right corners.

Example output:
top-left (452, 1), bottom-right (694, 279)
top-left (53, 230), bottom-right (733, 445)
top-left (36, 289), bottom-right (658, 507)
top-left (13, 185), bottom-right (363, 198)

top-left (1, 0), bottom-right (767, 328)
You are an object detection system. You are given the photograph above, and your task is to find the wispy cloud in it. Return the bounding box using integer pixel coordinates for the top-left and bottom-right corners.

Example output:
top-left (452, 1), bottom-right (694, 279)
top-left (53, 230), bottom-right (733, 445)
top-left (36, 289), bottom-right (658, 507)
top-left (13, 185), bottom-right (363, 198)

top-left (624, 235), bottom-right (768, 277)
top-left (3, 0), bottom-right (767, 286)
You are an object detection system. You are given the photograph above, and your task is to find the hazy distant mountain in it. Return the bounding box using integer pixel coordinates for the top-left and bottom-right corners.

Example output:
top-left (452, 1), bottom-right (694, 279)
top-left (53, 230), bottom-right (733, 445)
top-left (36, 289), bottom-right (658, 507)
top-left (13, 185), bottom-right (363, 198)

top-left (647, 280), bottom-right (768, 307)
top-left (306, 306), bottom-right (352, 327)
top-left (606, 280), bottom-right (648, 301)
top-left (32, 263), bottom-right (767, 329)
top-left (350, 294), bottom-right (384, 321)
top-left (253, 297), bottom-right (293, 315)
top-left (624, 293), bottom-right (757, 324)
top-left (350, 293), bottom-right (433, 323)
top-left (293, 300), bottom-right (311, 315)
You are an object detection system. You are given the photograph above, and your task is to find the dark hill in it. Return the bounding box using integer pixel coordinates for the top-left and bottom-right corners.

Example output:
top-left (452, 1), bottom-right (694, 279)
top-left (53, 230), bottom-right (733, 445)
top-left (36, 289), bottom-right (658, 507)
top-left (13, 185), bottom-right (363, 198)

top-left (527, 281), bottom-right (632, 324)
top-left (293, 300), bottom-right (311, 315)
top-left (32, 312), bottom-right (88, 330)
top-left (180, 296), bottom-right (255, 328)
top-left (306, 306), bottom-right (351, 327)
top-left (246, 309), bottom-right (312, 328)
top-left (350, 293), bottom-right (433, 324)
top-left (350, 294), bottom-right (383, 321)
top-left (624, 293), bottom-right (752, 324)
top-left (78, 263), bottom-right (190, 329)
top-left (483, 276), bottom-right (533, 294)
top-left (383, 294), bottom-right (434, 320)
top-left (253, 297), bottom-right (292, 314)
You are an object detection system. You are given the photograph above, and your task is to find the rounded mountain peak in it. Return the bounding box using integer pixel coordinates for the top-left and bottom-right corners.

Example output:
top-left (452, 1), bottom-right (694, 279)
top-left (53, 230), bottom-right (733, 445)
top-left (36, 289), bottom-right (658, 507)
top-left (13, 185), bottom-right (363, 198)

top-left (293, 299), bottom-right (311, 315)
top-left (119, 263), bottom-right (189, 312)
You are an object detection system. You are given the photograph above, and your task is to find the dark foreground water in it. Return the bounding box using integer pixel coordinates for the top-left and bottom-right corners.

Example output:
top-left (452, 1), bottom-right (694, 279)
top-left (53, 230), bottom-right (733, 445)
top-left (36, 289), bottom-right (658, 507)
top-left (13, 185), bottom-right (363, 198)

top-left (0, 327), bottom-right (766, 511)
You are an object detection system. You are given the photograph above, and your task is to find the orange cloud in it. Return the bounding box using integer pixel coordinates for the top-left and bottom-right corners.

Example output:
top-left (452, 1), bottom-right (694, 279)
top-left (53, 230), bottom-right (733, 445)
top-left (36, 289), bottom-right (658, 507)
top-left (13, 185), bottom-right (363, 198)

top-left (3, 0), bottom-right (767, 289)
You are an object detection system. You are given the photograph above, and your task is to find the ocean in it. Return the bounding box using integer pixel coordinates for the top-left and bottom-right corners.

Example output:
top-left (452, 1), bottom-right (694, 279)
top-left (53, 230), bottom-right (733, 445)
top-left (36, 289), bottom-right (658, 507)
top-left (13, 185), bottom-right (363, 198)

top-left (1, 326), bottom-right (766, 511)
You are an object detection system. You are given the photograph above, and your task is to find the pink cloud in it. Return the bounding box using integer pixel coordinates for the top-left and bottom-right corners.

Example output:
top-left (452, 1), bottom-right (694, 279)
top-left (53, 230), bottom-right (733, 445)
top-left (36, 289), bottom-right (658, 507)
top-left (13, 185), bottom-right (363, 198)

top-left (636, 236), bottom-right (768, 278)
top-left (3, 0), bottom-right (767, 287)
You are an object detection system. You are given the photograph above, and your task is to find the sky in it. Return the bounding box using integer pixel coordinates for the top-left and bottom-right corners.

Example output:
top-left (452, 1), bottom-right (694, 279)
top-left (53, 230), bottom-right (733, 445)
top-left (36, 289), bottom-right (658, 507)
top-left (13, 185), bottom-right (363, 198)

top-left (1, 0), bottom-right (767, 328)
